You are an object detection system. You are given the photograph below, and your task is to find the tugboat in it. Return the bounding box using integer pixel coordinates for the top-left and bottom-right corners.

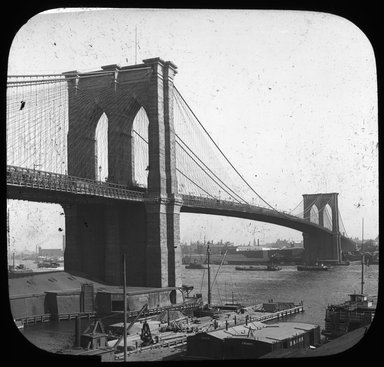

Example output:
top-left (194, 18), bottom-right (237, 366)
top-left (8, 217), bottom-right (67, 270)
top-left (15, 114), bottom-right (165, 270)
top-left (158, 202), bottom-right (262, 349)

top-left (321, 222), bottom-right (376, 340)
top-left (322, 292), bottom-right (375, 340)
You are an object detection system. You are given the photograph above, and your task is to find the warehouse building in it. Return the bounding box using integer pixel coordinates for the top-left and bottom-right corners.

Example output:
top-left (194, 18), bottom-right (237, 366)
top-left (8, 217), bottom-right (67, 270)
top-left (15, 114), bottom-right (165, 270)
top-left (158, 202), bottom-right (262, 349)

top-left (187, 321), bottom-right (320, 359)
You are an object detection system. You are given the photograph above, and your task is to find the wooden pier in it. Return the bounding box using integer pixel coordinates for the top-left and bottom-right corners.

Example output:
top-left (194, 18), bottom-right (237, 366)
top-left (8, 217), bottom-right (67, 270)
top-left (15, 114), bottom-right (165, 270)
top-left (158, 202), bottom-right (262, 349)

top-left (114, 305), bottom-right (305, 360)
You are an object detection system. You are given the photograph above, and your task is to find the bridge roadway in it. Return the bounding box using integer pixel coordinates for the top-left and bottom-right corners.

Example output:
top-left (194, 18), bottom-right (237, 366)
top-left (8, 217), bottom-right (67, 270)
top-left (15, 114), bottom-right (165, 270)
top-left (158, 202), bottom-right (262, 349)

top-left (6, 165), bottom-right (355, 249)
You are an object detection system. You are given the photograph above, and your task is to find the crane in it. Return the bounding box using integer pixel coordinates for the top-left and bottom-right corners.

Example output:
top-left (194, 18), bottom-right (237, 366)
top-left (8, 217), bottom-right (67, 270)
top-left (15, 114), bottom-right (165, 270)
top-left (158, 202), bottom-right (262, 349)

top-left (113, 303), bottom-right (149, 350)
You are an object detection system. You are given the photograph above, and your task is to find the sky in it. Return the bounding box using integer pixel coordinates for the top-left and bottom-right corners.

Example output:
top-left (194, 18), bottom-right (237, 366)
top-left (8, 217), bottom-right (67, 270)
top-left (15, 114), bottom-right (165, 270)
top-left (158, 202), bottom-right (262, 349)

top-left (6, 8), bottom-right (378, 251)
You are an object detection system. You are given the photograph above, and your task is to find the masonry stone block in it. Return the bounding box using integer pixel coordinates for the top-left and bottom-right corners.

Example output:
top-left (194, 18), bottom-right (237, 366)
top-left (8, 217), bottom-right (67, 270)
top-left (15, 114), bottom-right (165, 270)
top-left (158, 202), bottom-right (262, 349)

top-left (63, 58), bottom-right (182, 287)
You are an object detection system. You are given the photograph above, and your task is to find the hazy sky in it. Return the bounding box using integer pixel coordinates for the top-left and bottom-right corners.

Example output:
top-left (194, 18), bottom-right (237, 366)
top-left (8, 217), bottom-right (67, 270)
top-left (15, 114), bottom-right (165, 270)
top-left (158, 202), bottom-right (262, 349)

top-left (7, 8), bottom-right (378, 251)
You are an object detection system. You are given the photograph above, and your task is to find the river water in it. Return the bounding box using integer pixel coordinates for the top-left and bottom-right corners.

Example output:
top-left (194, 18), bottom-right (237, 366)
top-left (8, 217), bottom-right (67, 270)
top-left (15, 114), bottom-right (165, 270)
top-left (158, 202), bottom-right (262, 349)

top-left (18, 262), bottom-right (379, 354)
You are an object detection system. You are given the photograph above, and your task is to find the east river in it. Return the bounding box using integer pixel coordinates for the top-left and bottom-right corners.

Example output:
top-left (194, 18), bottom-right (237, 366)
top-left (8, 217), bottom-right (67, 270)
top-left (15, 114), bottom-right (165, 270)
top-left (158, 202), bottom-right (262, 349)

top-left (18, 262), bottom-right (379, 353)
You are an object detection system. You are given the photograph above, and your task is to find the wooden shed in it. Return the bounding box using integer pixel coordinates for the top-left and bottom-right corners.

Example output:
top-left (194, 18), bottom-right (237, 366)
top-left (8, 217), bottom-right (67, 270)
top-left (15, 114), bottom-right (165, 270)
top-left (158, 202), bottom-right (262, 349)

top-left (9, 293), bottom-right (46, 319)
top-left (45, 290), bottom-right (82, 317)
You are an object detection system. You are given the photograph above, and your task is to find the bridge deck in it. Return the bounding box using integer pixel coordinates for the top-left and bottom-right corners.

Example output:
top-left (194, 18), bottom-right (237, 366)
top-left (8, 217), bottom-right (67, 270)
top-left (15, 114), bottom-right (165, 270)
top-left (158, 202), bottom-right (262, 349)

top-left (6, 165), bottom-right (354, 247)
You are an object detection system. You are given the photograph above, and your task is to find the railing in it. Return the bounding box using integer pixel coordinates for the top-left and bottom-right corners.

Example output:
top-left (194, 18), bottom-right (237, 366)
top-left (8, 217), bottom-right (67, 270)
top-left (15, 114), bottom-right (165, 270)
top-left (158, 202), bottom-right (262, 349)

top-left (181, 194), bottom-right (275, 213)
top-left (16, 314), bottom-right (52, 325)
top-left (6, 165), bottom-right (145, 202)
top-left (181, 194), bottom-right (332, 230)
top-left (15, 311), bottom-right (97, 325)
top-left (115, 336), bottom-right (188, 360)
top-left (7, 165), bottom-right (348, 238)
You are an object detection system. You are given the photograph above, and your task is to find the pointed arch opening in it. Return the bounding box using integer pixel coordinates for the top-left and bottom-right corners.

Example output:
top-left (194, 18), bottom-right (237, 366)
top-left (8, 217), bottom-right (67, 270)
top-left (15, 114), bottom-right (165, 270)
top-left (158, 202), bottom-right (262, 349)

top-left (309, 205), bottom-right (319, 224)
top-left (95, 112), bottom-right (108, 182)
top-left (323, 204), bottom-right (333, 231)
top-left (131, 106), bottom-right (149, 189)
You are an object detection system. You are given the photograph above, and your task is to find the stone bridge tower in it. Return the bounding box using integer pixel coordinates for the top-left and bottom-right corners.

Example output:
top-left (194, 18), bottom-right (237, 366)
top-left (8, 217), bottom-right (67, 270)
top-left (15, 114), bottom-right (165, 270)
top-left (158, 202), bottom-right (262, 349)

top-left (62, 58), bottom-right (182, 288)
top-left (302, 193), bottom-right (342, 264)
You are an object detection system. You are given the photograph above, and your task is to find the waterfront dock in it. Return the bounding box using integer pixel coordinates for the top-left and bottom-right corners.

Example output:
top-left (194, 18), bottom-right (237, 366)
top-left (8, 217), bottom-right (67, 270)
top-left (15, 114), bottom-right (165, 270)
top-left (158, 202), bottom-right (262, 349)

top-left (113, 304), bottom-right (304, 361)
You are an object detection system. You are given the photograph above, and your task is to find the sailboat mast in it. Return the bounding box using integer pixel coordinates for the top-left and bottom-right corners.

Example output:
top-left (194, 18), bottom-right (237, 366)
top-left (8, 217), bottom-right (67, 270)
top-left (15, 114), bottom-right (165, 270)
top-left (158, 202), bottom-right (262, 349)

top-left (207, 244), bottom-right (211, 307)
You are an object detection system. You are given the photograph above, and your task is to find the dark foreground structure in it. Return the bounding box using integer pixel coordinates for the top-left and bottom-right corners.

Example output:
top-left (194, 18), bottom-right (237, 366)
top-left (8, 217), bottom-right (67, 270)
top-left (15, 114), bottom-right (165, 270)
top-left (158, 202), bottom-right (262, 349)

top-left (8, 271), bottom-right (183, 323)
top-left (186, 321), bottom-right (320, 359)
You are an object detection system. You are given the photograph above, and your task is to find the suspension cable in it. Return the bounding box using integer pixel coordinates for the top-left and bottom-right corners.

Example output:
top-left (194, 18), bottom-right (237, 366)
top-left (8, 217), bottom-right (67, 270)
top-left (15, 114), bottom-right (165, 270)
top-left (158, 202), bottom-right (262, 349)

top-left (174, 87), bottom-right (283, 214)
top-left (132, 129), bottom-right (217, 199)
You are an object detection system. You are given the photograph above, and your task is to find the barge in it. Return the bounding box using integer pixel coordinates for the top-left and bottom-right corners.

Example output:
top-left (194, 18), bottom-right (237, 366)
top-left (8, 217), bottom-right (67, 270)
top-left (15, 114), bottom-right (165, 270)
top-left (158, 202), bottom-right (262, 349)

top-left (235, 264), bottom-right (281, 271)
top-left (297, 263), bottom-right (329, 271)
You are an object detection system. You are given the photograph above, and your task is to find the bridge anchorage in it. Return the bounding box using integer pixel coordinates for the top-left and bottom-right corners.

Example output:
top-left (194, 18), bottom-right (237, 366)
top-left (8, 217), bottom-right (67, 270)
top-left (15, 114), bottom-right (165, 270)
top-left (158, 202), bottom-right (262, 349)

top-left (7, 57), bottom-right (356, 289)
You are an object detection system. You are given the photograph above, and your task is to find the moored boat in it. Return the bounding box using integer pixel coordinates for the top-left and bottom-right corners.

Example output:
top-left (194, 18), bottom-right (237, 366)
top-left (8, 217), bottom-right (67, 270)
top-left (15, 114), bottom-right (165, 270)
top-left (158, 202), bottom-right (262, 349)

top-left (185, 260), bottom-right (207, 269)
top-left (321, 292), bottom-right (375, 340)
top-left (297, 262), bottom-right (329, 271)
top-left (235, 264), bottom-right (282, 271)
top-left (321, 234), bottom-right (376, 341)
top-left (37, 259), bottom-right (61, 268)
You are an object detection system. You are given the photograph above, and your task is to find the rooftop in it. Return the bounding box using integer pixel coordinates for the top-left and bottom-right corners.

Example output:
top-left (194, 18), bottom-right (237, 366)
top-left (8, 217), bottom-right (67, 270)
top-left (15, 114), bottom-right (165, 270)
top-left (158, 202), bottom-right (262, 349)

top-left (8, 271), bottom-right (177, 298)
top-left (206, 321), bottom-right (318, 344)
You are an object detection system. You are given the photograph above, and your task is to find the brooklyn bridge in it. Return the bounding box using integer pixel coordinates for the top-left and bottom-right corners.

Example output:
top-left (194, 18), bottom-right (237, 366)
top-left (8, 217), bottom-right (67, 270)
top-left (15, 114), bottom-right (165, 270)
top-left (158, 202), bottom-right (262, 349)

top-left (6, 57), bottom-right (356, 288)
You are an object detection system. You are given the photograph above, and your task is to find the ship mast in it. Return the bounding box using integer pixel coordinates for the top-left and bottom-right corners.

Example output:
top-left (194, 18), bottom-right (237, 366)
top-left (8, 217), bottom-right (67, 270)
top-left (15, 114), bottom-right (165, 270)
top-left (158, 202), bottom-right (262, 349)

top-left (7, 208), bottom-right (10, 266)
top-left (207, 243), bottom-right (211, 307)
top-left (361, 218), bottom-right (365, 294)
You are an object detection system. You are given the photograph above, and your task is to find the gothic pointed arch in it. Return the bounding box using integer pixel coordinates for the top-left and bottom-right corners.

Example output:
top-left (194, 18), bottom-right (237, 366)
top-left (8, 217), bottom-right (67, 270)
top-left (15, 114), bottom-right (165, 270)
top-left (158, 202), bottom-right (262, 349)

top-left (323, 204), bottom-right (333, 231)
top-left (310, 205), bottom-right (319, 224)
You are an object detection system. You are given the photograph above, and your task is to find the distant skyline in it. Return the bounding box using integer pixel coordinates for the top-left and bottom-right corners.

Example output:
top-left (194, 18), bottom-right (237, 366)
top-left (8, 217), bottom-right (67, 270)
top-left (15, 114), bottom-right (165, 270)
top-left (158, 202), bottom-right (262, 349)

top-left (7, 8), bottom-right (378, 251)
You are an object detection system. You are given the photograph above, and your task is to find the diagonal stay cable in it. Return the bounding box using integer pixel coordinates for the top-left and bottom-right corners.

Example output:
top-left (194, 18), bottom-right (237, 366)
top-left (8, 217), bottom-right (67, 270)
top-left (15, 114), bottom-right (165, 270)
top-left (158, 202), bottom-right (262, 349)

top-left (174, 87), bottom-right (283, 215)
top-left (176, 169), bottom-right (216, 199)
top-left (132, 129), bottom-right (216, 199)
top-left (175, 134), bottom-right (248, 204)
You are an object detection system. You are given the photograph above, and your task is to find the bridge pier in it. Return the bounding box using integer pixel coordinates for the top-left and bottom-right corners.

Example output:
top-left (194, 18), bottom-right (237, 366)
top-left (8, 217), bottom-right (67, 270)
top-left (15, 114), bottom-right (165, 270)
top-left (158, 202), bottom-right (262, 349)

top-left (332, 233), bottom-right (342, 263)
top-left (64, 203), bottom-right (106, 281)
top-left (302, 232), bottom-right (341, 264)
top-left (104, 206), bottom-right (122, 284)
top-left (63, 203), bottom-right (82, 273)
top-left (166, 196), bottom-right (183, 288)
top-left (144, 196), bottom-right (182, 288)
top-left (62, 58), bottom-right (181, 288)
top-left (64, 202), bottom-right (148, 286)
